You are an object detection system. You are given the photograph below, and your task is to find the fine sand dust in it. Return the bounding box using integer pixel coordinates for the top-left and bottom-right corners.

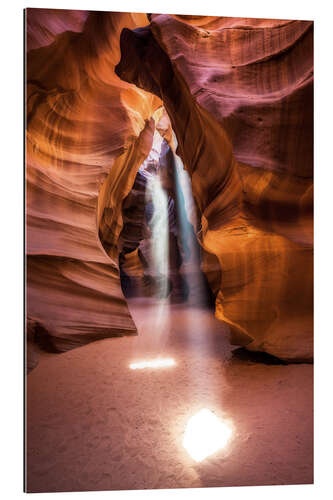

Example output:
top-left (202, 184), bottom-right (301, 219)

top-left (26, 299), bottom-right (313, 492)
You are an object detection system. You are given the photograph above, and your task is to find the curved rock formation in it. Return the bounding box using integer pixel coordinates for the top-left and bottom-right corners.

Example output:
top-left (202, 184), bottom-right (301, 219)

top-left (116, 16), bottom-right (313, 361)
top-left (26, 10), bottom-right (161, 353)
top-left (26, 8), bottom-right (89, 51)
top-left (26, 9), bottom-right (313, 363)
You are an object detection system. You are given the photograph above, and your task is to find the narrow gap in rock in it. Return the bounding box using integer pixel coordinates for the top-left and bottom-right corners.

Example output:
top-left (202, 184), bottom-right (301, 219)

top-left (118, 121), bottom-right (215, 310)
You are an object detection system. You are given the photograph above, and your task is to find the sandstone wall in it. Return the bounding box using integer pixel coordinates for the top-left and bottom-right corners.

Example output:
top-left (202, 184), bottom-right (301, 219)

top-left (116, 15), bottom-right (313, 361)
top-left (26, 10), bottom-right (160, 352)
top-left (26, 10), bottom-right (313, 362)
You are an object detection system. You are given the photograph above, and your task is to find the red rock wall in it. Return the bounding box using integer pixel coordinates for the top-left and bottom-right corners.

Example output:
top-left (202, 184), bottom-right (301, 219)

top-left (26, 9), bottom-right (161, 352)
top-left (116, 15), bottom-right (313, 361)
top-left (26, 10), bottom-right (313, 362)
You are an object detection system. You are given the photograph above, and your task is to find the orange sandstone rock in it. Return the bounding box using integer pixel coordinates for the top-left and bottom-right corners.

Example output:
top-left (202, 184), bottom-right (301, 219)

top-left (26, 10), bottom-right (160, 352)
top-left (116, 15), bottom-right (313, 361)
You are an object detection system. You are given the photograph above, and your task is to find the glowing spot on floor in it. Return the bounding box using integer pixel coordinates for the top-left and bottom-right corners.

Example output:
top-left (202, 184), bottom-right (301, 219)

top-left (129, 358), bottom-right (176, 370)
top-left (183, 409), bottom-right (232, 462)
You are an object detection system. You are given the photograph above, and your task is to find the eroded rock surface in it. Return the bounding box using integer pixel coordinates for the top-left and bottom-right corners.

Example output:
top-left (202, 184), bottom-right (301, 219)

top-left (26, 10), bottom-right (161, 355)
top-left (116, 15), bottom-right (313, 361)
top-left (26, 10), bottom-right (313, 363)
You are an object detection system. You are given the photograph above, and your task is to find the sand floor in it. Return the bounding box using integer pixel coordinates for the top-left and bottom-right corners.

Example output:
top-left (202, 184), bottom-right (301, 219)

top-left (26, 299), bottom-right (313, 492)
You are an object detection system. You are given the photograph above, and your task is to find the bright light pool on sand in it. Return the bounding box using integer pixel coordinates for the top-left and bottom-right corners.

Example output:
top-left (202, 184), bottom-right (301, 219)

top-left (183, 408), bottom-right (232, 462)
top-left (129, 358), bottom-right (176, 370)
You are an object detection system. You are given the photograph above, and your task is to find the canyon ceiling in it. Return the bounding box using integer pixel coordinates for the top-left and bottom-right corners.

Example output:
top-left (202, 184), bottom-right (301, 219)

top-left (26, 9), bottom-right (313, 367)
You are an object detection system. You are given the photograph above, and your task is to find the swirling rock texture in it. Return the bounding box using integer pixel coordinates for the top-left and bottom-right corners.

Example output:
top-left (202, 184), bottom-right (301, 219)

top-left (26, 9), bottom-right (162, 355)
top-left (26, 9), bottom-right (313, 364)
top-left (116, 15), bottom-right (313, 361)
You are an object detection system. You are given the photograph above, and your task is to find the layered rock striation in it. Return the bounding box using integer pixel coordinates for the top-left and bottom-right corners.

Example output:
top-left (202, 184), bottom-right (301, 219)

top-left (116, 15), bottom-right (313, 361)
top-left (26, 9), bottom-right (313, 362)
top-left (26, 10), bottom-right (161, 353)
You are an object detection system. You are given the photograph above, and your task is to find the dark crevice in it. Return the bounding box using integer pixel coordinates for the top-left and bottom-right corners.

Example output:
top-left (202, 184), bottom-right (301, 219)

top-left (231, 347), bottom-right (288, 365)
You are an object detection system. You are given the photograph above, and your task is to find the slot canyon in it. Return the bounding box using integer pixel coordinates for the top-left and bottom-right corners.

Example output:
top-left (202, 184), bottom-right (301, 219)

top-left (25, 9), bottom-right (313, 492)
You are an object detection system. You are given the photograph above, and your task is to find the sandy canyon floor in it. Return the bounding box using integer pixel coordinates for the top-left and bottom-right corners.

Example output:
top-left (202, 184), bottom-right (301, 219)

top-left (26, 299), bottom-right (313, 492)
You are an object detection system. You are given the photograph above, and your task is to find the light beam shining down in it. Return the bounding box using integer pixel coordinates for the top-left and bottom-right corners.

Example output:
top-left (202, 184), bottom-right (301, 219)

top-left (129, 358), bottom-right (175, 370)
top-left (183, 409), bottom-right (232, 462)
top-left (146, 173), bottom-right (169, 299)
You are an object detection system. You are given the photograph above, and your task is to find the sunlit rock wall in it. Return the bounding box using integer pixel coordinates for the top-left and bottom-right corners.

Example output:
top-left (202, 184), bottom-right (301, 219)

top-left (116, 15), bottom-right (313, 361)
top-left (26, 9), bottom-right (313, 362)
top-left (26, 9), bottom-right (161, 353)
